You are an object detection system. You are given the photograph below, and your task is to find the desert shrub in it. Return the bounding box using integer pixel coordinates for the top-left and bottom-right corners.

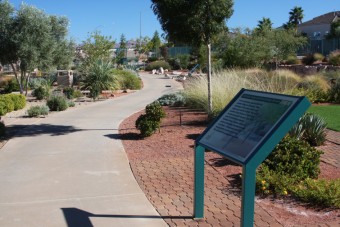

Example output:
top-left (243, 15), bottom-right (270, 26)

top-left (176, 54), bottom-right (190, 69)
top-left (168, 58), bottom-right (181, 70)
top-left (8, 94), bottom-right (26, 110)
top-left (63, 87), bottom-right (75, 99)
top-left (27, 105), bottom-right (49, 117)
top-left (0, 95), bottom-right (14, 114)
top-left (292, 76), bottom-right (329, 103)
top-left (135, 101), bottom-right (166, 137)
top-left (329, 49), bottom-right (340, 66)
top-left (289, 113), bottom-right (327, 146)
top-left (0, 121), bottom-right (5, 137)
top-left (291, 178), bottom-right (340, 208)
top-left (256, 136), bottom-right (323, 196)
top-left (302, 54), bottom-right (316, 65)
top-left (145, 61), bottom-right (171, 71)
top-left (285, 55), bottom-right (299, 65)
top-left (32, 86), bottom-right (50, 100)
top-left (29, 78), bottom-right (49, 90)
top-left (313, 52), bottom-right (325, 61)
top-left (114, 69), bottom-right (142, 90)
top-left (3, 79), bottom-right (20, 93)
top-left (328, 78), bottom-right (340, 103)
top-left (158, 93), bottom-right (186, 106)
top-left (73, 90), bottom-right (83, 99)
top-left (147, 56), bottom-right (158, 62)
top-left (68, 100), bottom-right (75, 107)
top-left (47, 95), bottom-right (68, 111)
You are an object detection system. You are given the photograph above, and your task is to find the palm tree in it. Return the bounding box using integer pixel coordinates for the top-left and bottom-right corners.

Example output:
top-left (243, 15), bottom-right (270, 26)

top-left (81, 60), bottom-right (116, 100)
top-left (255, 17), bottom-right (273, 33)
top-left (289, 6), bottom-right (304, 26)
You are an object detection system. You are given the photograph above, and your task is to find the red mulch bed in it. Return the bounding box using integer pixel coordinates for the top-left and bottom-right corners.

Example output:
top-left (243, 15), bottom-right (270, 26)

top-left (120, 106), bottom-right (340, 226)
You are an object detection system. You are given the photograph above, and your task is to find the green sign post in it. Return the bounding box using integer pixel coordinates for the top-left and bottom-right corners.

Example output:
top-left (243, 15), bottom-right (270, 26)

top-left (194, 89), bottom-right (311, 226)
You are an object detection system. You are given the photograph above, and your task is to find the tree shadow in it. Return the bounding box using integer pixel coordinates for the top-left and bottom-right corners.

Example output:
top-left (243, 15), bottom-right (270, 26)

top-left (6, 124), bottom-right (81, 137)
top-left (61, 208), bottom-right (193, 227)
top-left (6, 124), bottom-right (114, 138)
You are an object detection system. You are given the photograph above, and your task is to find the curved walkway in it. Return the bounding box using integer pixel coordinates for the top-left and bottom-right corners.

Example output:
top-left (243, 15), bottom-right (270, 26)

top-left (0, 73), bottom-right (182, 227)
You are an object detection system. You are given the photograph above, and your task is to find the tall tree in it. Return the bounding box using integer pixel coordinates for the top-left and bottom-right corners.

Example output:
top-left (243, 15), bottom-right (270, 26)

top-left (116, 34), bottom-right (127, 64)
top-left (149, 31), bottom-right (162, 57)
top-left (151, 0), bottom-right (233, 114)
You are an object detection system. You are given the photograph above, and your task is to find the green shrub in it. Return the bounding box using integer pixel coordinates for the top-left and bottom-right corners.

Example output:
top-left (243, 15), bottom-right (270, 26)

top-left (47, 95), bottom-right (68, 111)
top-left (63, 87), bottom-right (75, 99)
top-left (328, 78), bottom-right (340, 103)
top-left (73, 90), bottom-right (83, 99)
top-left (0, 121), bottom-right (5, 137)
top-left (135, 102), bottom-right (166, 137)
top-left (157, 93), bottom-right (186, 106)
top-left (302, 54), bottom-right (316, 65)
top-left (32, 86), bottom-right (50, 100)
top-left (289, 113), bottom-right (327, 146)
top-left (8, 94), bottom-right (26, 110)
top-left (27, 105), bottom-right (49, 117)
top-left (257, 136), bottom-right (323, 196)
top-left (285, 55), bottom-right (299, 65)
top-left (291, 178), bottom-right (340, 208)
top-left (145, 101), bottom-right (166, 121)
top-left (135, 114), bottom-right (160, 137)
top-left (329, 49), bottom-right (340, 66)
top-left (0, 102), bottom-right (7, 116)
top-left (145, 61), bottom-right (171, 71)
top-left (3, 79), bottom-right (20, 93)
top-left (0, 95), bottom-right (14, 114)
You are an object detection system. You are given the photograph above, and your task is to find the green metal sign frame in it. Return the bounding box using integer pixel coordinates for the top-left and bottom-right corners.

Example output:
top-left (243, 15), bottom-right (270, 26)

top-left (194, 89), bottom-right (311, 226)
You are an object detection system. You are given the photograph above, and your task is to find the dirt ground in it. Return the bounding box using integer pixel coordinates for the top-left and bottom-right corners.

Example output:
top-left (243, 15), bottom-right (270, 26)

top-left (120, 106), bottom-right (340, 226)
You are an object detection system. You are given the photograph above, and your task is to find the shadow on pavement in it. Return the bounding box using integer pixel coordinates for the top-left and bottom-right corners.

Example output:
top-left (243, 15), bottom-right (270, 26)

top-left (6, 124), bottom-right (114, 138)
top-left (61, 208), bottom-right (193, 227)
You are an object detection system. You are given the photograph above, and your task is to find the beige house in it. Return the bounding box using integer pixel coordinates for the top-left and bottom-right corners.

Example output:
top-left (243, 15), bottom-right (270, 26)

top-left (298, 11), bottom-right (340, 39)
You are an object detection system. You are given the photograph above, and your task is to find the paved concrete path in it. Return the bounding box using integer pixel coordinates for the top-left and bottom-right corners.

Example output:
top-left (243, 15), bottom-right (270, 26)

top-left (0, 73), bottom-right (182, 227)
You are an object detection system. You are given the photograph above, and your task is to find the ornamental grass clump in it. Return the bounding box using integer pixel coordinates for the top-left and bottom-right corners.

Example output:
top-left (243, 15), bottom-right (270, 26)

top-left (183, 69), bottom-right (300, 117)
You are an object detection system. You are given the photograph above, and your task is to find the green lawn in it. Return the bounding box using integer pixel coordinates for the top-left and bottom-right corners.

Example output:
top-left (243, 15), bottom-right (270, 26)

top-left (307, 105), bottom-right (340, 132)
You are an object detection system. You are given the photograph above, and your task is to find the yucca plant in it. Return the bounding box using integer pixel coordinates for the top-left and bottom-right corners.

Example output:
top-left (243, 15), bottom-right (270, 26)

top-left (81, 59), bottom-right (116, 100)
top-left (289, 113), bottom-right (327, 146)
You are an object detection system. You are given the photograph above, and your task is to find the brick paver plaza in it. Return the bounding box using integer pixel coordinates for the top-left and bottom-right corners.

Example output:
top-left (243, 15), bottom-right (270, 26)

top-left (128, 130), bottom-right (340, 226)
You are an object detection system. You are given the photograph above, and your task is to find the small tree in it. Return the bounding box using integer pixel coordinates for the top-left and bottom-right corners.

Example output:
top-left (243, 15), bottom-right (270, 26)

top-left (80, 31), bottom-right (115, 73)
top-left (151, 0), bottom-right (234, 114)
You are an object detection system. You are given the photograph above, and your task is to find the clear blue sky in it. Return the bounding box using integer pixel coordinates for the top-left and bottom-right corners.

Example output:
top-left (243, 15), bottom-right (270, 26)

top-left (8, 0), bottom-right (340, 44)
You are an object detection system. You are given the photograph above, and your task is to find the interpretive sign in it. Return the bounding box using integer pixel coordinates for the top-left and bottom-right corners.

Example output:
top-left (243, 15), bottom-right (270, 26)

top-left (194, 89), bottom-right (311, 227)
top-left (197, 89), bottom-right (300, 164)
